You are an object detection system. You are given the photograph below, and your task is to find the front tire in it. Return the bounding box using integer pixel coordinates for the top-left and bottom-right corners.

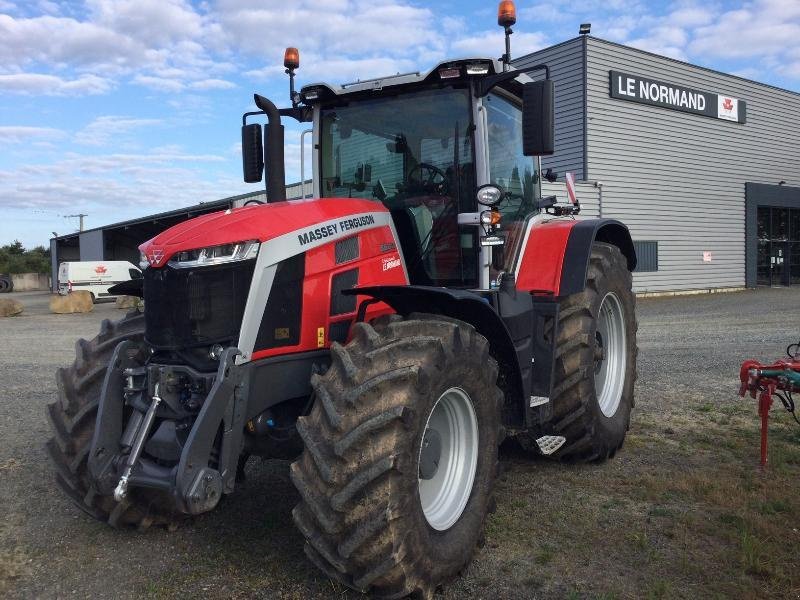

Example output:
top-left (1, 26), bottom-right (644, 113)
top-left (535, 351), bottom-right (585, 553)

top-left (290, 314), bottom-right (503, 598)
top-left (46, 310), bottom-right (181, 528)
top-left (552, 242), bottom-right (638, 461)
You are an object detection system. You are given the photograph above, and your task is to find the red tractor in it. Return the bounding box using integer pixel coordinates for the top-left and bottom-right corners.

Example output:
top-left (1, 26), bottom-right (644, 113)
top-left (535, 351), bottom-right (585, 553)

top-left (47, 4), bottom-right (637, 597)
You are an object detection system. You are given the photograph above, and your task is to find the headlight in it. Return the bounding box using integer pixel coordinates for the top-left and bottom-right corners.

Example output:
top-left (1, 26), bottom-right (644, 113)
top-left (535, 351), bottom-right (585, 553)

top-left (168, 240), bottom-right (260, 268)
top-left (139, 251), bottom-right (149, 270)
top-left (476, 183), bottom-right (505, 206)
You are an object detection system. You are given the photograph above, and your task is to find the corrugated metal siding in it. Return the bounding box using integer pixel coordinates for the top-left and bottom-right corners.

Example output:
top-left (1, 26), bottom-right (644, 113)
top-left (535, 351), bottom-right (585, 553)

top-left (514, 38), bottom-right (585, 180)
top-left (79, 230), bottom-right (104, 261)
top-left (585, 37), bottom-right (800, 292)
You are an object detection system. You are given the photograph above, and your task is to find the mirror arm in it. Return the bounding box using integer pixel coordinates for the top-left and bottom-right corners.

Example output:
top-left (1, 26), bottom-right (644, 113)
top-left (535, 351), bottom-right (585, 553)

top-left (477, 64), bottom-right (551, 97)
top-left (279, 107), bottom-right (313, 122)
top-left (243, 107), bottom-right (312, 126)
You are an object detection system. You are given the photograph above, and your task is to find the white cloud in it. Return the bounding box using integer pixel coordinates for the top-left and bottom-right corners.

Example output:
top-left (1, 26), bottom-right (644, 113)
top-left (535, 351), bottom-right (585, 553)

top-left (0, 149), bottom-right (233, 212)
top-left (0, 72), bottom-right (113, 95)
top-left (189, 78), bottom-right (236, 90)
top-left (86, 0), bottom-right (204, 47)
top-left (450, 31), bottom-right (548, 59)
top-left (132, 74), bottom-right (185, 92)
top-left (690, 1), bottom-right (800, 59)
top-left (74, 116), bottom-right (163, 147)
top-left (0, 125), bottom-right (64, 143)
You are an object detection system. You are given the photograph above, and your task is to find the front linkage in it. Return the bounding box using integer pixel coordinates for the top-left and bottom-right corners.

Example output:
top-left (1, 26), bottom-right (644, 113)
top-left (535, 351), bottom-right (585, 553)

top-left (738, 344), bottom-right (800, 467)
top-left (88, 342), bottom-right (248, 515)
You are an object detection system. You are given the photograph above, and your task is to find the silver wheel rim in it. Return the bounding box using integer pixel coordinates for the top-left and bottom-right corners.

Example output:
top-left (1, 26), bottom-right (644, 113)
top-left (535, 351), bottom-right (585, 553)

top-left (417, 387), bottom-right (478, 531)
top-left (594, 292), bottom-right (626, 418)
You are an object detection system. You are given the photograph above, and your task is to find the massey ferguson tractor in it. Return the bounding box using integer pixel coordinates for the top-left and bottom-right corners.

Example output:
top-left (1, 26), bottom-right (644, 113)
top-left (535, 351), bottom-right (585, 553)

top-left (47, 3), bottom-right (637, 597)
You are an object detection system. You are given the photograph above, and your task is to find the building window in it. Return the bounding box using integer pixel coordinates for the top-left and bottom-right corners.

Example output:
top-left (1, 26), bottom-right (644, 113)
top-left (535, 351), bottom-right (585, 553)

top-left (633, 241), bottom-right (658, 272)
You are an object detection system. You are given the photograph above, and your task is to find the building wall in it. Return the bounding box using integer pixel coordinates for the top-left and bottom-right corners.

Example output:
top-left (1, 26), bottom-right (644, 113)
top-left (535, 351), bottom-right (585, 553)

top-left (584, 37), bottom-right (800, 292)
top-left (78, 229), bottom-right (104, 261)
top-left (514, 38), bottom-right (586, 180)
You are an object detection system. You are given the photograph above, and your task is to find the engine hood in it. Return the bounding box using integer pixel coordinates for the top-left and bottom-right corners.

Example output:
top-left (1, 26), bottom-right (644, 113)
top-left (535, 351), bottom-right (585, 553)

top-left (139, 197), bottom-right (387, 267)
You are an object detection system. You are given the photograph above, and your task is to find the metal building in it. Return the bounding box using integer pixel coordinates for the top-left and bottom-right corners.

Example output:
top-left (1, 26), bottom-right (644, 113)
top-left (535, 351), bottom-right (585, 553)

top-left (516, 36), bottom-right (800, 293)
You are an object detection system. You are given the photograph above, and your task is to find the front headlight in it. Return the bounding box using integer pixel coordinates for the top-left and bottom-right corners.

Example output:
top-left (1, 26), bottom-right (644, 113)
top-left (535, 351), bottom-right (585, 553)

top-left (139, 251), bottom-right (149, 270)
top-left (168, 240), bottom-right (260, 268)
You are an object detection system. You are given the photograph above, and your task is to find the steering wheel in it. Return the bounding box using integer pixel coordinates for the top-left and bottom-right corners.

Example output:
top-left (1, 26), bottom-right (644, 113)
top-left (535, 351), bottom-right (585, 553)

top-left (408, 162), bottom-right (448, 195)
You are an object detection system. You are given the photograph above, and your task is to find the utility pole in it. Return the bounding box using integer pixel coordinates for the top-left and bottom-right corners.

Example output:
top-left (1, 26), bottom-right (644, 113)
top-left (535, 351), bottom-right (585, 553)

top-left (64, 213), bottom-right (88, 231)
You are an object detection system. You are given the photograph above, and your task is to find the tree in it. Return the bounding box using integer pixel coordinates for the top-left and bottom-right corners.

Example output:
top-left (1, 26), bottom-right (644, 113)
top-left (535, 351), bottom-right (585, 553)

top-left (0, 241), bottom-right (51, 274)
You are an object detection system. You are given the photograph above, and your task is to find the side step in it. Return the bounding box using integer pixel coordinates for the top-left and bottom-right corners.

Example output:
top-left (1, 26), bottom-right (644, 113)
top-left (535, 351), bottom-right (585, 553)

top-left (529, 396), bottom-right (549, 407)
top-left (535, 435), bottom-right (566, 456)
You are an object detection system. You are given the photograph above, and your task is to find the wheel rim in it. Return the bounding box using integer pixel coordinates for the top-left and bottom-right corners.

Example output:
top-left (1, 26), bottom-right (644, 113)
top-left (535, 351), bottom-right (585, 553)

top-left (417, 387), bottom-right (478, 531)
top-left (594, 292), bottom-right (627, 418)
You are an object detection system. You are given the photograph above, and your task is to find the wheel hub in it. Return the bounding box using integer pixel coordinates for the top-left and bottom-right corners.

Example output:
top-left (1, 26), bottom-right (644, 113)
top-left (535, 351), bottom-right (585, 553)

top-left (418, 428), bottom-right (442, 480)
top-left (417, 387), bottom-right (478, 531)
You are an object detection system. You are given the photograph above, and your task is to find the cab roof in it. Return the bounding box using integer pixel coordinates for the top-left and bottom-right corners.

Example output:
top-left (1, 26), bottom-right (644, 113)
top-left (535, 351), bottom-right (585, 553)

top-left (299, 57), bottom-right (534, 103)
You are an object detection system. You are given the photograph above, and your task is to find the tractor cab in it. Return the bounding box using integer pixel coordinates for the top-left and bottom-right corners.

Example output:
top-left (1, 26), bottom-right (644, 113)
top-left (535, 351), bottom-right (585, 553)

top-left (242, 54), bottom-right (556, 290)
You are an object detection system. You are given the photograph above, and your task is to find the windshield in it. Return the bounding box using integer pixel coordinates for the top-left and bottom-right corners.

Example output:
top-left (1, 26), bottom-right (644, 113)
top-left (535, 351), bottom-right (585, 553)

top-left (319, 87), bottom-right (478, 286)
top-left (485, 91), bottom-right (540, 274)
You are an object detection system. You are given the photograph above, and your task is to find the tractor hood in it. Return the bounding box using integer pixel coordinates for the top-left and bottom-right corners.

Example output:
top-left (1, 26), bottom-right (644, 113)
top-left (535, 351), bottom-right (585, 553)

top-left (139, 197), bottom-right (387, 267)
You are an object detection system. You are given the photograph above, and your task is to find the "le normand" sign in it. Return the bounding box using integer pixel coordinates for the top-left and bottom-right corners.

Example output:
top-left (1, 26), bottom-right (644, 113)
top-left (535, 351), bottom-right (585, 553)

top-left (609, 70), bottom-right (746, 124)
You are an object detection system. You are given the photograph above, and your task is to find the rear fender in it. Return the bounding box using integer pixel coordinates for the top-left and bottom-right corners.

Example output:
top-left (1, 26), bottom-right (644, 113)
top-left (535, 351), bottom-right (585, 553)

top-left (345, 285), bottom-right (525, 422)
top-left (515, 218), bottom-right (636, 296)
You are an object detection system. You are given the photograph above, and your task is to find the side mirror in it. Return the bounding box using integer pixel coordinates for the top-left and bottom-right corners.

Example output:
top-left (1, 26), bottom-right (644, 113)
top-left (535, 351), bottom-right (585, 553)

top-left (242, 123), bottom-right (264, 183)
top-left (522, 80), bottom-right (554, 156)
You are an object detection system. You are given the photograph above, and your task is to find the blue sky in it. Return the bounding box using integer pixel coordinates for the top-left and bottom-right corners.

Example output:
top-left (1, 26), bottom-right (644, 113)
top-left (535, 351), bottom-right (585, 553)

top-left (1, 0), bottom-right (799, 247)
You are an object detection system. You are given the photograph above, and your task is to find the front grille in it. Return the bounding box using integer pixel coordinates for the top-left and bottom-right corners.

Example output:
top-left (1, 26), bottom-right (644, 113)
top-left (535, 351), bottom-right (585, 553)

top-left (144, 260), bottom-right (256, 349)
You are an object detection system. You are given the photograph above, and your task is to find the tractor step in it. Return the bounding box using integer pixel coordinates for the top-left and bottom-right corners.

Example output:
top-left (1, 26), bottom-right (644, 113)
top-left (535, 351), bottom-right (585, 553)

top-left (529, 395), bottom-right (549, 407)
top-left (535, 435), bottom-right (566, 455)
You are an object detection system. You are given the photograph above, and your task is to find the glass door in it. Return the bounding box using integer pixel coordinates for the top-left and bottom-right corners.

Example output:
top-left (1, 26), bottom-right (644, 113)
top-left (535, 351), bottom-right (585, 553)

top-left (757, 206), bottom-right (800, 286)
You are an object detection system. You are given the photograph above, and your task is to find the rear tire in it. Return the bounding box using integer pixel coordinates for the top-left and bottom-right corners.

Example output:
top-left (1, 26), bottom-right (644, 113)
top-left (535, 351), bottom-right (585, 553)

top-left (46, 310), bottom-right (182, 528)
top-left (290, 314), bottom-right (503, 598)
top-left (551, 242), bottom-right (637, 461)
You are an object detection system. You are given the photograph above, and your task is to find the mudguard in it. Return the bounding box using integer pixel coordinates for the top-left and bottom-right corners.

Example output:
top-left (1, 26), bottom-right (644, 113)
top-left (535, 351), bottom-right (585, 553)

top-left (515, 218), bottom-right (636, 297)
top-left (346, 285), bottom-right (527, 422)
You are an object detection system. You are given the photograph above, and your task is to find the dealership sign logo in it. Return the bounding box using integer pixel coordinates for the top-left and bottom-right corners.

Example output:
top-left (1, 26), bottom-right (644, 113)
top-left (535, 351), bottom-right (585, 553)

top-left (609, 71), bottom-right (746, 123)
top-left (94, 265), bottom-right (107, 274)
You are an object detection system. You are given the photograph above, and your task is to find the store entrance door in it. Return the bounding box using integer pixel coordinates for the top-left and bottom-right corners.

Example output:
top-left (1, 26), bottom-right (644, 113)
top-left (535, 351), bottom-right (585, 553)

top-left (756, 206), bottom-right (800, 286)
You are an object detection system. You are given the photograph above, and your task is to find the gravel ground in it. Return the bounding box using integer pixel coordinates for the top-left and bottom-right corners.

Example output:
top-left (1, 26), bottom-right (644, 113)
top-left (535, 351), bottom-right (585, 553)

top-left (1, 287), bottom-right (799, 599)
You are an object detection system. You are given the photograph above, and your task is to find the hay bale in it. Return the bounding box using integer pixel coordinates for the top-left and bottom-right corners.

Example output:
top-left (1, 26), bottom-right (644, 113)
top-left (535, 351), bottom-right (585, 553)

top-left (50, 291), bottom-right (94, 314)
top-left (115, 295), bottom-right (140, 309)
top-left (0, 298), bottom-right (23, 317)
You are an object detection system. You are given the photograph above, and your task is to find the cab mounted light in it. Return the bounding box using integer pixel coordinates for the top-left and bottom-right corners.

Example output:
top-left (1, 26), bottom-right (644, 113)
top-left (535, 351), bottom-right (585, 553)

top-left (476, 183), bottom-right (505, 206)
top-left (439, 67), bottom-right (461, 79)
top-left (284, 47), bottom-right (300, 107)
top-left (466, 63), bottom-right (490, 75)
top-left (497, 0), bottom-right (516, 71)
top-left (283, 47), bottom-right (299, 70)
top-left (497, 0), bottom-right (516, 26)
top-left (302, 87), bottom-right (320, 101)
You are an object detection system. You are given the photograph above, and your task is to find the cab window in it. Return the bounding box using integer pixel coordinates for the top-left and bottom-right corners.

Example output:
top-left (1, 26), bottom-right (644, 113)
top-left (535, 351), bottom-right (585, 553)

top-left (485, 92), bottom-right (539, 272)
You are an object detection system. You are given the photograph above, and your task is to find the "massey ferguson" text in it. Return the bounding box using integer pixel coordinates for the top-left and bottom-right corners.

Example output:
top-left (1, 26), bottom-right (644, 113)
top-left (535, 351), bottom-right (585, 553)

top-left (297, 215), bottom-right (376, 246)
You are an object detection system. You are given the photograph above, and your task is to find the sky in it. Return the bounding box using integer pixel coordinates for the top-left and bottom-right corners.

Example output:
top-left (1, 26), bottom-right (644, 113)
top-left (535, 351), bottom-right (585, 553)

top-left (1, 0), bottom-right (799, 248)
